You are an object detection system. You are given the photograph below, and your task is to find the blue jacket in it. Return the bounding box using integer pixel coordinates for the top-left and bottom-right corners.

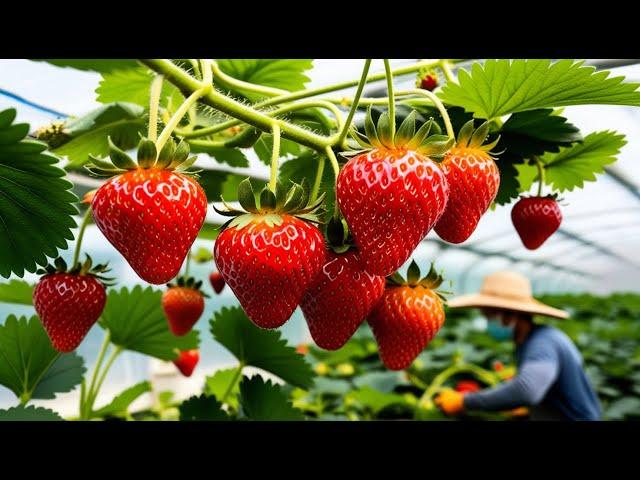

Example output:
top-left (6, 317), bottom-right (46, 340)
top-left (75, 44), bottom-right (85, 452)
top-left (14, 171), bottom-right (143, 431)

top-left (464, 325), bottom-right (602, 420)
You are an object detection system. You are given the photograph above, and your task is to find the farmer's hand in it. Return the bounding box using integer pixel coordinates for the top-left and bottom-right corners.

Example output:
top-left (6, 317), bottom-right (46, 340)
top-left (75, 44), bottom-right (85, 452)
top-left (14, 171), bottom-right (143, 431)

top-left (434, 388), bottom-right (465, 415)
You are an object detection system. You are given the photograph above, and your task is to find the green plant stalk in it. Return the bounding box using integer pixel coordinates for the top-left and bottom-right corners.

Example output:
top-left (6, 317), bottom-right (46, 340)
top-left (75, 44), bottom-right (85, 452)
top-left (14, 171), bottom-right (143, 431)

top-left (440, 60), bottom-right (456, 83)
top-left (270, 123), bottom-right (281, 192)
top-left (325, 146), bottom-right (341, 217)
top-left (141, 60), bottom-right (332, 152)
top-left (148, 74), bottom-right (164, 142)
top-left (253, 59), bottom-right (458, 110)
top-left (188, 59), bottom-right (201, 80)
top-left (220, 362), bottom-right (244, 405)
top-left (310, 155), bottom-right (325, 202)
top-left (81, 330), bottom-right (111, 419)
top-left (400, 89), bottom-right (455, 140)
top-left (384, 60), bottom-right (396, 143)
top-left (336, 59), bottom-right (372, 147)
top-left (85, 346), bottom-right (123, 419)
top-left (178, 99), bottom-right (344, 140)
top-left (211, 60), bottom-right (287, 98)
top-left (71, 206), bottom-right (92, 267)
top-left (534, 156), bottom-right (546, 196)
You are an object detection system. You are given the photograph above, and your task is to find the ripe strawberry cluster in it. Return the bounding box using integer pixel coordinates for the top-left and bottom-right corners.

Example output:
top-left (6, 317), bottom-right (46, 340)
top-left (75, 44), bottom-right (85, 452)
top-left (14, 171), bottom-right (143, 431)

top-left (31, 111), bottom-right (563, 373)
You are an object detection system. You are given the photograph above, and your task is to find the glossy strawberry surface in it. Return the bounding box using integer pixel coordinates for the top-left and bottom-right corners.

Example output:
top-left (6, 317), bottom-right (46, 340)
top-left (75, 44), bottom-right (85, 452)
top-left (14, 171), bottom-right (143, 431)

top-left (214, 215), bottom-right (326, 329)
top-left (33, 273), bottom-right (107, 352)
top-left (511, 196), bottom-right (563, 250)
top-left (162, 286), bottom-right (205, 336)
top-left (173, 349), bottom-right (200, 377)
top-left (435, 148), bottom-right (500, 244)
top-left (368, 285), bottom-right (445, 370)
top-left (301, 250), bottom-right (385, 350)
top-left (337, 149), bottom-right (449, 277)
top-left (91, 169), bottom-right (207, 285)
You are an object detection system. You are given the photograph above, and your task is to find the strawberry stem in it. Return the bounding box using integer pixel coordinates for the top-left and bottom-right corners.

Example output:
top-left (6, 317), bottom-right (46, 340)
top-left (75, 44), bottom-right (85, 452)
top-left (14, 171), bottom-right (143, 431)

top-left (533, 156), bottom-right (546, 196)
top-left (325, 146), bottom-right (341, 218)
top-left (401, 89), bottom-right (455, 140)
top-left (310, 155), bottom-right (325, 203)
top-left (383, 59), bottom-right (396, 144)
top-left (72, 206), bottom-right (93, 268)
top-left (439, 59), bottom-right (456, 83)
top-left (269, 123), bottom-right (281, 192)
top-left (80, 330), bottom-right (110, 419)
top-left (184, 249), bottom-right (192, 277)
top-left (336, 59), bottom-right (372, 148)
top-left (148, 74), bottom-right (164, 142)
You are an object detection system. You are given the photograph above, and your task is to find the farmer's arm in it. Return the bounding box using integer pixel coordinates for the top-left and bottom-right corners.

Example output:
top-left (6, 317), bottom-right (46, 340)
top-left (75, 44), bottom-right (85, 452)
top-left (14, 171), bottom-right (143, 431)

top-left (463, 344), bottom-right (560, 412)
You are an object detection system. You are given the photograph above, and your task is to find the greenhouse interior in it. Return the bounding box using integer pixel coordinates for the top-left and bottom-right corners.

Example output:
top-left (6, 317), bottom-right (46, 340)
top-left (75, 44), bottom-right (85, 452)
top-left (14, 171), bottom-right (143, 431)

top-left (0, 58), bottom-right (639, 421)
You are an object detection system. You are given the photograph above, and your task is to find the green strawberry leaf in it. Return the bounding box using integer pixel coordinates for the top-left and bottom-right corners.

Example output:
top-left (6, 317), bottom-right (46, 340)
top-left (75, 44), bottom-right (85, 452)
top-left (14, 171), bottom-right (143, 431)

top-left (0, 280), bottom-right (34, 305)
top-left (32, 350), bottom-right (86, 400)
top-left (179, 394), bottom-right (230, 421)
top-left (0, 315), bottom-right (85, 401)
top-left (540, 130), bottom-right (626, 192)
top-left (187, 143), bottom-right (249, 167)
top-left (499, 109), bottom-right (582, 157)
top-left (205, 368), bottom-right (241, 410)
top-left (217, 59), bottom-right (313, 101)
top-left (254, 134), bottom-right (303, 166)
top-left (92, 381), bottom-right (151, 418)
top-left (0, 405), bottom-right (63, 421)
top-left (239, 376), bottom-right (305, 420)
top-left (52, 102), bottom-right (146, 167)
top-left (0, 108), bottom-right (78, 278)
top-left (440, 59), bottom-right (640, 119)
top-left (346, 386), bottom-right (408, 415)
top-left (99, 286), bottom-right (199, 361)
top-left (210, 306), bottom-right (314, 389)
top-left (32, 59), bottom-right (139, 73)
top-left (96, 67), bottom-right (183, 108)
top-left (514, 162), bottom-right (540, 193)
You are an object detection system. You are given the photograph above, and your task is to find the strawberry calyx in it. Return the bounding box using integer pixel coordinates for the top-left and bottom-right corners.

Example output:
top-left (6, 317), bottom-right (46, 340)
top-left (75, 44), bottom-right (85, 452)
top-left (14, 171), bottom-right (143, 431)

top-left (451, 120), bottom-right (501, 157)
top-left (346, 107), bottom-right (454, 159)
top-left (518, 192), bottom-right (562, 202)
top-left (166, 275), bottom-right (210, 298)
top-left (325, 216), bottom-right (355, 254)
top-left (36, 254), bottom-right (115, 286)
top-left (387, 260), bottom-right (451, 301)
top-left (85, 136), bottom-right (199, 178)
top-left (213, 177), bottom-right (326, 232)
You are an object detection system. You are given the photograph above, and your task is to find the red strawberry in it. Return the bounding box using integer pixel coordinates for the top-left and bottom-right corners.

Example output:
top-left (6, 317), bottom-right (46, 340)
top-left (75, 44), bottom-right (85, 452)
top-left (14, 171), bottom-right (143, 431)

top-left (435, 121), bottom-right (501, 243)
top-left (209, 272), bottom-right (225, 294)
top-left (301, 249), bottom-right (385, 350)
top-left (87, 138), bottom-right (207, 285)
top-left (213, 179), bottom-right (326, 329)
top-left (368, 261), bottom-right (446, 370)
top-left (173, 349), bottom-right (200, 377)
top-left (416, 68), bottom-right (438, 91)
top-left (162, 276), bottom-right (207, 336)
top-left (455, 379), bottom-right (481, 393)
top-left (511, 195), bottom-right (562, 250)
top-left (33, 256), bottom-right (112, 352)
top-left (493, 360), bottom-right (505, 372)
top-left (338, 110), bottom-right (451, 277)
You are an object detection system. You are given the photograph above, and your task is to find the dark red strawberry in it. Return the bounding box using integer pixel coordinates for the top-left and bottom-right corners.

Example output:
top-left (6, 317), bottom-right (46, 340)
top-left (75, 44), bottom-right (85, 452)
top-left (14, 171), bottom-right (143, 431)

top-left (455, 380), bottom-right (481, 393)
top-left (301, 249), bottom-right (385, 350)
top-left (33, 256), bottom-right (112, 352)
top-left (209, 272), bottom-right (225, 294)
top-left (87, 137), bottom-right (207, 285)
top-left (338, 110), bottom-right (451, 277)
top-left (173, 349), bottom-right (200, 377)
top-left (435, 121), bottom-right (501, 243)
top-left (415, 68), bottom-right (438, 91)
top-left (162, 276), bottom-right (207, 336)
top-left (368, 261), bottom-right (446, 370)
top-left (213, 178), bottom-right (326, 329)
top-left (511, 195), bottom-right (562, 249)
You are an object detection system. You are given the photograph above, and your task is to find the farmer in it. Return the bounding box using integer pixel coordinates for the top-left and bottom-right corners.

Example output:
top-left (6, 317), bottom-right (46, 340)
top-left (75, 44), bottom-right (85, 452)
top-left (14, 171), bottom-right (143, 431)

top-left (434, 271), bottom-right (601, 421)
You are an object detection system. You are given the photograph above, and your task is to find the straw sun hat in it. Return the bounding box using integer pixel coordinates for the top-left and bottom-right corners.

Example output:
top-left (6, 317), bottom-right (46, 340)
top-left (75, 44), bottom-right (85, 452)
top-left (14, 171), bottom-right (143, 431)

top-left (447, 271), bottom-right (569, 319)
